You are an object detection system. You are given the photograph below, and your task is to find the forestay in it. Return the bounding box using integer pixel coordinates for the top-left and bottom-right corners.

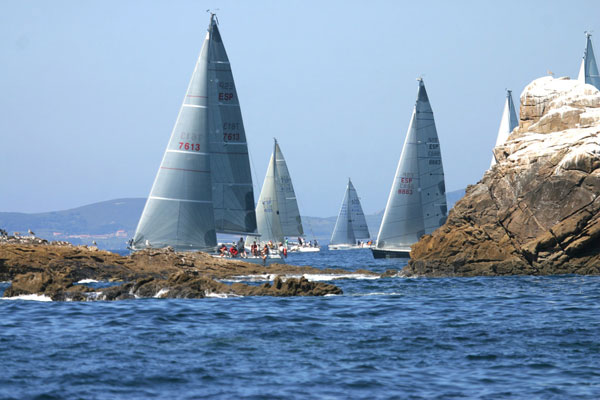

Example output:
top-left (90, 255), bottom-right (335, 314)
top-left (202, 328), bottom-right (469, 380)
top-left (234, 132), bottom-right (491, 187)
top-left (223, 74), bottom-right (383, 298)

top-left (376, 79), bottom-right (447, 251)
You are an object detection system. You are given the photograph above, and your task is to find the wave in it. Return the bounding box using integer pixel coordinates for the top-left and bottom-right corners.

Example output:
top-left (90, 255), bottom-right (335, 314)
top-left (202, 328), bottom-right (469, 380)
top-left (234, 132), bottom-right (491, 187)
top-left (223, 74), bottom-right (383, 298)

top-left (154, 288), bottom-right (169, 298)
top-left (1, 294), bottom-right (53, 302)
top-left (222, 273), bottom-right (380, 283)
top-left (76, 279), bottom-right (99, 284)
top-left (204, 292), bottom-right (243, 298)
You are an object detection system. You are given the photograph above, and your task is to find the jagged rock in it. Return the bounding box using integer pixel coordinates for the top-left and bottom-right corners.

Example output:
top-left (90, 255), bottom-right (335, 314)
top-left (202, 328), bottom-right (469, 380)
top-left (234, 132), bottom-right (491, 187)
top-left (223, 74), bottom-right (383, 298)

top-left (404, 76), bottom-right (600, 277)
top-left (1, 242), bottom-right (352, 300)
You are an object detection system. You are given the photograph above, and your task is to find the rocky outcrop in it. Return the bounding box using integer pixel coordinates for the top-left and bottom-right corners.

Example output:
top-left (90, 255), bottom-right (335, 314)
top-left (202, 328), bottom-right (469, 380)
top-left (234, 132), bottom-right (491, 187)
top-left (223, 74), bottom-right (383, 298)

top-left (404, 76), bottom-right (600, 277)
top-left (0, 242), bottom-right (358, 300)
top-left (4, 269), bottom-right (342, 301)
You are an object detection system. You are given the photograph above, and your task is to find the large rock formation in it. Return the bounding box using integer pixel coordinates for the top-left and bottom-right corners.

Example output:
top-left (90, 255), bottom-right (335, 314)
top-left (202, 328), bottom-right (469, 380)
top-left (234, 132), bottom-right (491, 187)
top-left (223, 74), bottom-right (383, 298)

top-left (404, 76), bottom-right (600, 276)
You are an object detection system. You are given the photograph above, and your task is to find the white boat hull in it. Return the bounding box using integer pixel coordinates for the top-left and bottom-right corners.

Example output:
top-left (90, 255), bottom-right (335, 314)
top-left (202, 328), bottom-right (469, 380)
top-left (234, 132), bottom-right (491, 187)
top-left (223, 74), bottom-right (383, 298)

top-left (289, 246), bottom-right (320, 253)
top-left (328, 244), bottom-right (373, 251)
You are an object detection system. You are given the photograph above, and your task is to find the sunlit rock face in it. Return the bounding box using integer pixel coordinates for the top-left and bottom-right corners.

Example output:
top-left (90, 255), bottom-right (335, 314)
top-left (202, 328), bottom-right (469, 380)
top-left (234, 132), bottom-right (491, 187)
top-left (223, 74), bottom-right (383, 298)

top-left (404, 76), bottom-right (600, 277)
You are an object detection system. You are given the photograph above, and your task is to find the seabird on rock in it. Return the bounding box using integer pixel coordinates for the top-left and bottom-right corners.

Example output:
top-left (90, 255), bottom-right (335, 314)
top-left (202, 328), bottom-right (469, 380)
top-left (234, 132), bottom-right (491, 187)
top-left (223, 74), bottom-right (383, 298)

top-left (28, 229), bottom-right (35, 236)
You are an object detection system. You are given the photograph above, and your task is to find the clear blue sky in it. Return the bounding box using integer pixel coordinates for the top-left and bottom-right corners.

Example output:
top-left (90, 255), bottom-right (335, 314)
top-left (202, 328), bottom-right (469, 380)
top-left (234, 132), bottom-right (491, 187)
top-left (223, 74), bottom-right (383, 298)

top-left (1, 0), bottom-right (599, 217)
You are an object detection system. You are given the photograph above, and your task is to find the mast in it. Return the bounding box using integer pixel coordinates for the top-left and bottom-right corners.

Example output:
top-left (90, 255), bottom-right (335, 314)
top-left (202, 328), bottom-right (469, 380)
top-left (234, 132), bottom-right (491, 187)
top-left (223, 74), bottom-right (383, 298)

top-left (490, 90), bottom-right (519, 167)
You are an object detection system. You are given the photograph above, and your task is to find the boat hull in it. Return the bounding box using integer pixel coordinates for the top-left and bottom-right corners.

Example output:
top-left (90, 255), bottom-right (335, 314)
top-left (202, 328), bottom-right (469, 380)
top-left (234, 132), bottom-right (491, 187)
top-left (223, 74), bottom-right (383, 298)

top-left (328, 244), bottom-right (373, 251)
top-left (371, 248), bottom-right (410, 259)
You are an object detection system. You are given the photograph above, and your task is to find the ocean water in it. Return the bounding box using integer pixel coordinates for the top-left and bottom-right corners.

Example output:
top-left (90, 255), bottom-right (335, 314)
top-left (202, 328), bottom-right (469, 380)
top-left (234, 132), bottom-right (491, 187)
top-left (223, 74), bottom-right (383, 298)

top-left (1, 249), bottom-right (599, 399)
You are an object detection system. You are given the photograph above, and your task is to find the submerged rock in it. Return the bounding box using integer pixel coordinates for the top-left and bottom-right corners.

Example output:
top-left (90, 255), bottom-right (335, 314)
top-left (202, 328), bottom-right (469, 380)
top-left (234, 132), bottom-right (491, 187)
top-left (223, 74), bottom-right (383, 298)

top-left (405, 76), bottom-right (600, 277)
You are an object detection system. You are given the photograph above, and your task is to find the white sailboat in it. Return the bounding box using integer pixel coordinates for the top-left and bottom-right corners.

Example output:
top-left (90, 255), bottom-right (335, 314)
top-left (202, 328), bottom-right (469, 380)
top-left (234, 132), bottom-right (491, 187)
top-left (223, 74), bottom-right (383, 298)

top-left (248, 139), bottom-right (317, 252)
top-left (490, 90), bottom-right (519, 167)
top-left (578, 32), bottom-right (600, 90)
top-left (131, 14), bottom-right (279, 264)
top-left (328, 178), bottom-right (371, 250)
top-left (372, 78), bottom-right (448, 259)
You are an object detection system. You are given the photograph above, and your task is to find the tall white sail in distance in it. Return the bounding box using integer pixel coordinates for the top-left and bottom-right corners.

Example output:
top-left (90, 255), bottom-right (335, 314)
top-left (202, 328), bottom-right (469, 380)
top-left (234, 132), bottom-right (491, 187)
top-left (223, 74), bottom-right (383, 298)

top-left (490, 90), bottom-right (519, 167)
top-left (250, 139), bottom-right (304, 245)
top-left (330, 179), bottom-right (370, 245)
top-left (578, 32), bottom-right (600, 90)
top-left (132, 15), bottom-right (257, 251)
top-left (375, 79), bottom-right (447, 252)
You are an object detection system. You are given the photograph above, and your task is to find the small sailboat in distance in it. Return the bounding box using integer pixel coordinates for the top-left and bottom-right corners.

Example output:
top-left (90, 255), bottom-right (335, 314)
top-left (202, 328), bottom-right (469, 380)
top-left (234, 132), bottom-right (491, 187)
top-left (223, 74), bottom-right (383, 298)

top-left (490, 90), bottom-right (519, 167)
top-left (578, 32), bottom-right (600, 90)
top-left (131, 14), bottom-right (261, 257)
top-left (248, 139), bottom-right (307, 252)
top-left (328, 178), bottom-right (371, 250)
top-left (372, 78), bottom-right (447, 259)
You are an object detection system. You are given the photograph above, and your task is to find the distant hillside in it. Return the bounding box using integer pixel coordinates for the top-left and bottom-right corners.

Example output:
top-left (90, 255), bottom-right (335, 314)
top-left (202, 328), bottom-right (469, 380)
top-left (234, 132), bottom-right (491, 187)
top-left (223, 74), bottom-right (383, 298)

top-left (0, 189), bottom-right (465, 250)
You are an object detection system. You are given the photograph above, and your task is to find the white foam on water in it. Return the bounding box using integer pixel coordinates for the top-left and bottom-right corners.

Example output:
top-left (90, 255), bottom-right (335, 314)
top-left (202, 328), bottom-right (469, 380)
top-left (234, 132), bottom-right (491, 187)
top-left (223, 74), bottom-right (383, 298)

top-left (221, 274), bottom-right (278, 283)
top-left (204, 292), bottom-right (242, 298)
top-left (352, 292), bottom-right (403, 297)
top-left (221, 273), bottom-right (381, 283)
top-left (154, 288), bottom-right (169, 298)
top-left (1, 294), bottom-right (53, 302)
top-left (324, 293), bottom-right (340, 297)
top-left (77, 279), bottom-right (99, 284)
top-left (302, 273), bottom-right (380, 282)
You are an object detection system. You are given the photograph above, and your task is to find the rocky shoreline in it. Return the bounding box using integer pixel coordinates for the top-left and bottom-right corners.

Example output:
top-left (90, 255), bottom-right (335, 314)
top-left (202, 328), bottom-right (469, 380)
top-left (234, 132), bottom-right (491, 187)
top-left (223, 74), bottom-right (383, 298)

top-left (404, 76), bottom-right (600, 277)
top-left (0, 237), bottom-right (382, 301)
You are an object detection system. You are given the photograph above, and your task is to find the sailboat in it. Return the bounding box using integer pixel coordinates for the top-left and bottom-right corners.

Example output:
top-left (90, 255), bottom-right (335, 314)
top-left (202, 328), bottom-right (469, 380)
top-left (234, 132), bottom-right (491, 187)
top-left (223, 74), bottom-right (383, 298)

top-left (248, 139), bottom-right (315, 252)
top-left (131, 14), bottom-right (266, 260)
top-left (372, 78), bottom-right (448, 259)
top-left (578, 32), bottom-right (600, 90)
top-left (328, 178), bottom-right (371, 250)
top-left (490, 90), bottom-right (519, 167)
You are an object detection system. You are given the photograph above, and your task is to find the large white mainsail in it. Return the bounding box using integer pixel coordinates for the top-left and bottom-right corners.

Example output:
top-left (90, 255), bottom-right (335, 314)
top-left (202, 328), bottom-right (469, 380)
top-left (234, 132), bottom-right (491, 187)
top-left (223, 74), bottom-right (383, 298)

top-left (373, 78), bottom-right (447, 258)
top-left (578, 33), bottom-right (600, 91)
top-left (329, 178), bottom-right (370, 248)
top-left (250, 139), bottom-right (303, 245)
top-left (490, 90), bottom-right (519, 167)
top-left (132, 14), bottom-right (257, 252)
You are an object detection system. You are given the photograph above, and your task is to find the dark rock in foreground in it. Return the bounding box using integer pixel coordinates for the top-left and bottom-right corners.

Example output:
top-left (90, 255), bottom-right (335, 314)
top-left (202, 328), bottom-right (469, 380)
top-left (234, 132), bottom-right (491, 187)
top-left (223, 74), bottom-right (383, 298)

top-left (404, 77), bottom-right (600, 277)
top-left (0, 239), bottom-right (354, 300)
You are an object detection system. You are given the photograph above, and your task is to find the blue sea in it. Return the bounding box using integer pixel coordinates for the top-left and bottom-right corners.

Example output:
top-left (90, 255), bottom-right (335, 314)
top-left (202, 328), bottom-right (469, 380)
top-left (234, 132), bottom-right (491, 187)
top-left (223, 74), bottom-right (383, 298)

top-left (1, 248), bottom-right (599, 399)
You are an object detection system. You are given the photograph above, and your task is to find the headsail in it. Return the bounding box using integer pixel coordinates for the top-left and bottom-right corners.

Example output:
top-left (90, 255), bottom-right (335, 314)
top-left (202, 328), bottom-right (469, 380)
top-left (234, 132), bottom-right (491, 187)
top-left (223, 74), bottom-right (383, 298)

top-left (132, 27), bottom-right (215, 251)
top-left (252, 139), bottom-right (303, 244)
top-left (579, 33), bottom-right (600, 90)
top-left (207, 17), bottom-right (257, 235)
top-left (330, 179), bottom-right (370, 245)
top-left (490, 90), bottom-right (519, 167)
top-left (375, 79), bottom-right (447, 251)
